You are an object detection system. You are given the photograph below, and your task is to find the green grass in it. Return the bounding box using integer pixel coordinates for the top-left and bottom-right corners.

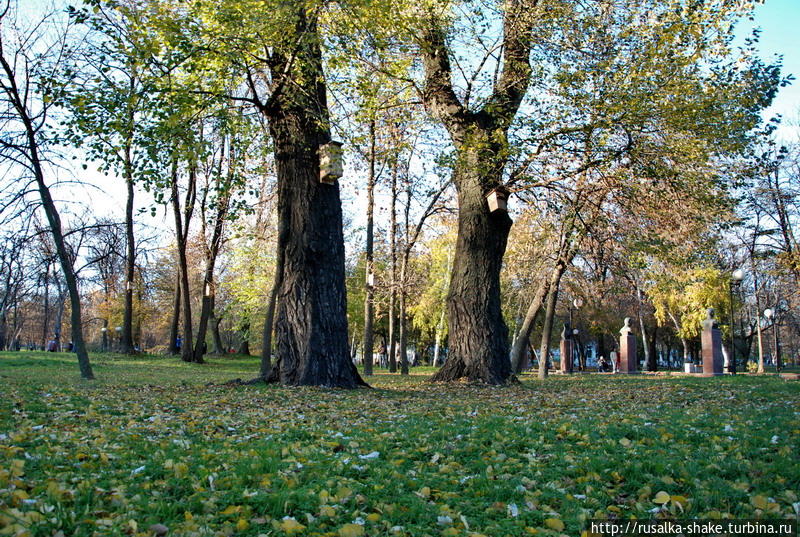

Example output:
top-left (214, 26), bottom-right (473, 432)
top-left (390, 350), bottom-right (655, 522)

top-left (1, 352), bottom-right (798, 537)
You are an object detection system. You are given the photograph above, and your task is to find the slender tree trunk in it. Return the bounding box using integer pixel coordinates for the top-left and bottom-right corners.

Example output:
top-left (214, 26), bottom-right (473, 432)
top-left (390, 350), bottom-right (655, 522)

top-left (538, 280), bottom-right (561, 380)
top-left (237, 318), bottom-right (250, 355)
top-left (259, 220), bottom-right (284, 380)
top-left (511, 260), bottom-right (568, 373)
top-left (208, 309), bottom-right (222, 354)
top-left (432, 249), bottom-right (452, 368)
top-left (31, 151), bottom-right (92, 376)
top-left (363, 118), bottom-right (376, 376)
top-left (41, 267), bottom-right (49, 349)
top-left (171, 163), bottom-right (195, 363)
top-left (682, 338), bottom-right (691, 363)
top-left (388, 164), bottom-right (398, 373)
top-left (399, 251), bottom-right (409, 375)
top-left (168, 277), bottom-right (181, 354)
top-left (647, 324), bottom-right (658, 371)
top-left (121, 149), bottom-right (136, 354)
top-left (637, 287), bottom-right (651, 371)
top-left (754, 273), bottom-right (765, 373)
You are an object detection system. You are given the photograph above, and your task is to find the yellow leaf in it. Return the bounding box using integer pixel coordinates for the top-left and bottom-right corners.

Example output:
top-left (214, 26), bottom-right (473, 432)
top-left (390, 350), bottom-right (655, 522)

top-left (236, 519), bottom-right (249, 532)
top-left (619, 438), bottom-right (632, 448)
top-left (222, 505), bottom-right (241, 516)
top-left (366, 513), bottom-right (381, 523)
top-left (279, 517), bottom-right (306, 534)
top-left (320, 506), bottom-right (336, 517)
top-left (750, 495), bottom-right (769, 510)
top-left (10, 460), bottom-right (24, 478)
top-left (544, 518), bottom-right (564, 531)
top-left (174, 462), bottom-right (189, 478)
top-left (338, 523), bottom-right (365, 537)
top-left (670, 495), bottom-right (688, 506)
top-left (418, 486), bottom-right (431, 498)
top-left (653, 491), bottom-right (671, 504)
top-left (441, 529), bottom-right (459, 537)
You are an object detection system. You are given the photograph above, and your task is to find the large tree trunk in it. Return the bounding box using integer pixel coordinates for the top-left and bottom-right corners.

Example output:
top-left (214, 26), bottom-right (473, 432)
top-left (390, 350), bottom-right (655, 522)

top-left (420, 3), bottom-right (534, 384)
top-left (431, 167), bottom-right (512, 384)
top-left (261, 9), bottom-right (365, 388)
top-left (211, 311), bottom-right (224, 354)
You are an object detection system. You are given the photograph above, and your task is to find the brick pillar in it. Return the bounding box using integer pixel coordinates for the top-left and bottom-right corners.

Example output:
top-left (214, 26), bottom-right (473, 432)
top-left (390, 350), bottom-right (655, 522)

top-left (560, 325), bottom-right (573, 374)
top-left (619, 317), bottom-right (638, 374)
top-left (701, 308), bottom-right (724, 376)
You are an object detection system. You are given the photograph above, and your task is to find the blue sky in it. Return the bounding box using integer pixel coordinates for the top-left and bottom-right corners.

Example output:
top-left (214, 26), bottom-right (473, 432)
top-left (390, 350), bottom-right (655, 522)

top-left (742, 0), bottom-right (800, 139)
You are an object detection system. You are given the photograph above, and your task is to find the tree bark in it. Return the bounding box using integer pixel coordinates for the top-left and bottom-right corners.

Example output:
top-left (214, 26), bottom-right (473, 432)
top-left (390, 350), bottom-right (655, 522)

top-left (399, 250), bottom-right (409, 375)
top-left (363, 118), bottom-right (376, 376)
top-left (420, 3), bottom-right (535, 384)
top-left (168, 277), bottom-right (181, 354)
top-left (170, 161), bottom-right (196, 363)
top-left (237, 318), bottom-right (250, 355)
top-left (121, 138), bottom-right (136, 354)
top-left (260, 9), bottom-right (366, 387)
top-left (388, 164), bottom-right (398, 373)
top-left (209, 310), bottom-right (223, 354)
top-left (537, 277), bottom-right (562, 380)
top-left (431, 165), bottom-right (513, 384)
top-left (511, 259), bottom-right (568, 373)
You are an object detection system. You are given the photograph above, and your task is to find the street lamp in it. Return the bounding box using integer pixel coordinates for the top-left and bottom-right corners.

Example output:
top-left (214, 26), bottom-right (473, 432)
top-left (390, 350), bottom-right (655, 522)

top-left (764, 308), bottom-right (781, 373)
top-left (115, 326), bottom-right (122, 351)
top-left (729, 268), bottom-right (744, 374)
top-left (101, 327), bottom-right (108, 352)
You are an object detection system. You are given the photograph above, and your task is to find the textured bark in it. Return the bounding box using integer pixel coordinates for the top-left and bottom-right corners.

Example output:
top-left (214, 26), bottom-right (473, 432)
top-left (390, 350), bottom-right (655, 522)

top-left (41, 267), bottom-right (49, 349)
top-left (121, 143), bottom-right (136, 354)
top-left (260, 9), bottom-right (366, 388)
top-left (387, 165), bottom-right (398, 373)
top-left (420, 2), bottom-right (535, 384)
top-left (645, 324), bottom-right (658, 371)
top-left (168, 277), bottom-right (180, 355)
top-left (363, 119), bottom-right (376, 376)
top-left (430, 165), bottom-right (512, 384)
top-left (237, 318), bottom-right (250, 355)
top-left (537, 279), bottom-right (561, 379)
top-left (170, 162), bottom-right (197, 363)
top-left (510, 259), bottom-right (568, 373)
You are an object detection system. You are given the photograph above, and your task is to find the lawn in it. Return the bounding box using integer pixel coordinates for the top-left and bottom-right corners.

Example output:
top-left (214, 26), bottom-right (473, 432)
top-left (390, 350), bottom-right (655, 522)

top-left (1, 352), bottom-right (798, 537)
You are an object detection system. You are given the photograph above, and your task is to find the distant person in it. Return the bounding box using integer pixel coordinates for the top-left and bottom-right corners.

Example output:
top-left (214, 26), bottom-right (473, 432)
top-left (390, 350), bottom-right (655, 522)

top-left (67, 341), bottom-right (74, 352)
top-left (176, 336), bottom-right (182, 352)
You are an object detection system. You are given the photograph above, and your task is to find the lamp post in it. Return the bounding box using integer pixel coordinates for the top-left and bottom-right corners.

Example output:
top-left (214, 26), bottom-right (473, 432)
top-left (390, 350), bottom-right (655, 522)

top-left (115, 326), bottom-right (122, 352)
top-left (728, 268), bottom-right (744, 374)
top-left (101, 327), bottom-right (108, 352)
top-left (764, 308), bottom-right (781, 373)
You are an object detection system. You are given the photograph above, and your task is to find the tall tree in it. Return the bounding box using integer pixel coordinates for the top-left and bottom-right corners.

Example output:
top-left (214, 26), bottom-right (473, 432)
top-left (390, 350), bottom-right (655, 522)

top-left (0, 2), bottom-right (94, 378)
top-left (417, 0), bottom-right (536, 384)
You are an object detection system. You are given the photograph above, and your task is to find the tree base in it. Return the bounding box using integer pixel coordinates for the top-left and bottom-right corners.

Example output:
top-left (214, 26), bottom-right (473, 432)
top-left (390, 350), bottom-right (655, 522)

top-left (430, 359), bottom-right (512, 385)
